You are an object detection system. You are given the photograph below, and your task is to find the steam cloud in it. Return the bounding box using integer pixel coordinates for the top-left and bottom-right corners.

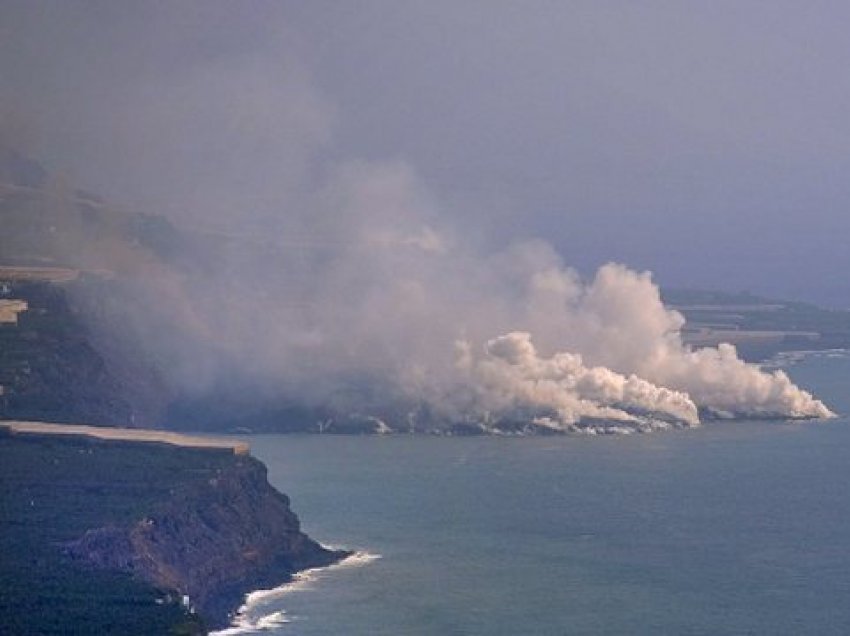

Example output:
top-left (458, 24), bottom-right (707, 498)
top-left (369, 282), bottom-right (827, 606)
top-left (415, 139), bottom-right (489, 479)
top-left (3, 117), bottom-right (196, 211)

top-left (20, 156), bottom-right (828, 434)
top-left (163, 160), bottom-right (833, 433)
top-left (1, 4), bottom-right (834, 433)
top-left (449, 269), bottom-right (834, 433)
top-left (5, 126), bottom-right (834, 436)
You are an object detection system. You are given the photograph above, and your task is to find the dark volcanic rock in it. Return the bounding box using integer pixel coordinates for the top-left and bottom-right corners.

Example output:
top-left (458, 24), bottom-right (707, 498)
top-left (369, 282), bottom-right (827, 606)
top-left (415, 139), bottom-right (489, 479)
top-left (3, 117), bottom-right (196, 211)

top-left (66, 454), bottom-right (350, 629)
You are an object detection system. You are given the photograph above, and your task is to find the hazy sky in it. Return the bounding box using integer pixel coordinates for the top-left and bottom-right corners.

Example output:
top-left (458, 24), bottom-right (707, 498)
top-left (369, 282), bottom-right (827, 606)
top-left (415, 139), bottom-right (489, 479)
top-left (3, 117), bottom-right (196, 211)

top-left (2, 1), bottom-right (849, 305)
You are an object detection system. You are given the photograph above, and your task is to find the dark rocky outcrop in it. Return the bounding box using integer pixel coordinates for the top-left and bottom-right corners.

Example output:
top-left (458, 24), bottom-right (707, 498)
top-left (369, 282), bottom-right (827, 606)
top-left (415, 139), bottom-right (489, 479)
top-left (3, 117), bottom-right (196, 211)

top-left (65, 453), bottom-right (349, 629)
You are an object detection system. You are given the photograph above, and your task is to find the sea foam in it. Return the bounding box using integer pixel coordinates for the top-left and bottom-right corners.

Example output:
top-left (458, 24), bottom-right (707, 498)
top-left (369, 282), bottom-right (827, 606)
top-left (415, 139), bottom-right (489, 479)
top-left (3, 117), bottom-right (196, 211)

top-left (210, 550), bottom-right (381, 635)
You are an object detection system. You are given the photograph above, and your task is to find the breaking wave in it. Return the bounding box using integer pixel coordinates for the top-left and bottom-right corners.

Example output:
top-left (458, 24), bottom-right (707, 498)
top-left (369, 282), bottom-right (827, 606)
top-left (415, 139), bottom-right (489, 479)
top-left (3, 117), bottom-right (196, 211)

top-left (210, 550), bottom-right (381, 635)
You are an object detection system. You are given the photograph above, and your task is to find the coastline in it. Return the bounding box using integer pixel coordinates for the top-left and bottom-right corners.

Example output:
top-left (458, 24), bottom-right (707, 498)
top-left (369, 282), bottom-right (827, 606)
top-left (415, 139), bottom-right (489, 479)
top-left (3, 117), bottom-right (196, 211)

top-left (212, 551), bottom-right (381, 635)
top-left (0, 423), bottom-right (351, 633)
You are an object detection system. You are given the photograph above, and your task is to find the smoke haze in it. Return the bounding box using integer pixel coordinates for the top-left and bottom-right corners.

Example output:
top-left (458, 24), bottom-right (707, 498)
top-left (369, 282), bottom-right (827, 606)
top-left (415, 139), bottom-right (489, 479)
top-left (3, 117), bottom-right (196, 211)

top-left (0, 2), bottom-right (836, 432)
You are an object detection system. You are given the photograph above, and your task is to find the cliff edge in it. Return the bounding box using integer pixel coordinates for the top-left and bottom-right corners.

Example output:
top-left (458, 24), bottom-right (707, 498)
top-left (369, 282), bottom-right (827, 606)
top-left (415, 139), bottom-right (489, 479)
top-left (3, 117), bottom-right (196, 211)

top-left (66, 454), bottom-right (349, 628)
top-left (0, 429), bottom-right (348, 634)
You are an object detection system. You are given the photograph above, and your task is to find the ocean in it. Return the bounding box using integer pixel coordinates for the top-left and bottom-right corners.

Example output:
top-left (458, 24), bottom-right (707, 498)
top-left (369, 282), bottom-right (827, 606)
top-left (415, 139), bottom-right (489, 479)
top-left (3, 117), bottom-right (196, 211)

top-left (218, 351), bottom-right (850, 635)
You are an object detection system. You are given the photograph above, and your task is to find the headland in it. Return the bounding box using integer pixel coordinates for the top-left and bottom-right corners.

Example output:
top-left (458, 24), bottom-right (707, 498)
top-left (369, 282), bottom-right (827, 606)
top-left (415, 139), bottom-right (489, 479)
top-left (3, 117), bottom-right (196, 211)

top-left (0, 421), bottom-right (349, 634)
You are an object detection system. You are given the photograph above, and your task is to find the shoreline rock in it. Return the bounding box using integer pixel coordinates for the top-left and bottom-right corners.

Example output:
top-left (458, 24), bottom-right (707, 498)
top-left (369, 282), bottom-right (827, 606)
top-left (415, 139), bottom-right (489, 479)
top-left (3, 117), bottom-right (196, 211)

top-left (64, 451), bottom-right (350, 630)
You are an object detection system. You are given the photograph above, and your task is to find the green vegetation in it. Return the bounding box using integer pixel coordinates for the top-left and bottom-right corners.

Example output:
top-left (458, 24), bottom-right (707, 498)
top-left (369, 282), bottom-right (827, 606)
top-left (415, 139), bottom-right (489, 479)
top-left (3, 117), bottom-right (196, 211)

top-left (0, 433), bottom-right (238, 634)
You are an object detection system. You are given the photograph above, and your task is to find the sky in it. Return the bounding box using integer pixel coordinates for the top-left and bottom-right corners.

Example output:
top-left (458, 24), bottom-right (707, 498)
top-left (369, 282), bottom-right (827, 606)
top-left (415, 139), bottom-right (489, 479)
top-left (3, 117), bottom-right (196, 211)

top-left (1, 1), bottom-right (849, 305)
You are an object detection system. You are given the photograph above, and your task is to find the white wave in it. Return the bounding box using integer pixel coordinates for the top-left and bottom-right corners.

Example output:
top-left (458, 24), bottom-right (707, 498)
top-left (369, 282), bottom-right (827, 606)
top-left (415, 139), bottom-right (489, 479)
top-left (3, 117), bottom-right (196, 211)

top-left (210, 610), bottom-right (289, 636)
top-left (330, 550), bottom-right (383, 569)
top-left (210, 550), bottom-right (381, 635)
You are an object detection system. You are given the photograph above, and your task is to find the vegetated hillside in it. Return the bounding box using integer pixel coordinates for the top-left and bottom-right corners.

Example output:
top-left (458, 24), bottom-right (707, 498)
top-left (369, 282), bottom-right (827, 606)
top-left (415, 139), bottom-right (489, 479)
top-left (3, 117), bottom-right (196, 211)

top-left (0, 430), bottom-right (347, 633)
top-left (0, 147), bottom-right (224, 428)
top-left (0, 278), bottom-right (169, 426)
top-left (0, 148), bottom-right (393, 433)
top-left (0, 433), bottom-right (216, 634)
top-left (0, 272), bottom-right (323, 432)
top-left (0, 164), bottom-right (486, 434)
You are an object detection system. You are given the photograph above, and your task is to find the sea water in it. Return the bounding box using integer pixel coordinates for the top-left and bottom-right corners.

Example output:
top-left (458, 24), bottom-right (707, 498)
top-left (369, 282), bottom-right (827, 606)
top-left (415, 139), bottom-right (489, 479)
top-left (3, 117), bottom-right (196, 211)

top-left (223, 352), bottom-right (850, 635)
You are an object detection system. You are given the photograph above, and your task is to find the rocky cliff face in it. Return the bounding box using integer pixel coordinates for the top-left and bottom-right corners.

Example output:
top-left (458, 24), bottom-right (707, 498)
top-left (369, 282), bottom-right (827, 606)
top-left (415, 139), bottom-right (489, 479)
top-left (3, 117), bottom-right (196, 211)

top-left (66, 453), bottom-right (349, 629)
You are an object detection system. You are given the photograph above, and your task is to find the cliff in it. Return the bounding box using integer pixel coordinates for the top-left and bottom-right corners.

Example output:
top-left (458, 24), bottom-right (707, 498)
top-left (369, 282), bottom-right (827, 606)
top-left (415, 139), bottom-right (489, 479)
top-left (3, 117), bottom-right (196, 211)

top-left (66, 453), bottom-right (348, 628)
top-left (0, 430), bottom-right (348, 634)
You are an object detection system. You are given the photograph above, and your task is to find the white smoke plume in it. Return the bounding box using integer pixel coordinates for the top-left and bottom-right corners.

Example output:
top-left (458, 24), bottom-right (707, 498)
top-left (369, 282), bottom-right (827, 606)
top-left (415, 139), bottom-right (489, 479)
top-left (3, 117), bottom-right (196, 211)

top-left (409, 258), bottom-right (832, 434)
top-left (91, 158), bottom-right (828, 433)
top-left (455, 332), bottom-right (700, 433)
top-left (10, 150), bottom-right (831, 434)
top-left (472, 262), bottom-right (836, 427)
top-left (1, 4), bottom-right (833, 433)
top-left (195, 160), bottom-right (832, 433)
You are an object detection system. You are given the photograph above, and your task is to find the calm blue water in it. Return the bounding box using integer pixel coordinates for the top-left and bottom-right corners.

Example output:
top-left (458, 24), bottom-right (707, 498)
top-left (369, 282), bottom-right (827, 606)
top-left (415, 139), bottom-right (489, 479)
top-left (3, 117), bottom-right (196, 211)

top-left (233, 353), bottom-right (850, 635)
